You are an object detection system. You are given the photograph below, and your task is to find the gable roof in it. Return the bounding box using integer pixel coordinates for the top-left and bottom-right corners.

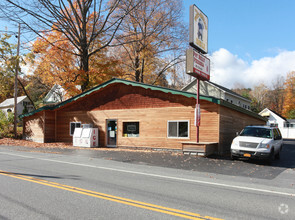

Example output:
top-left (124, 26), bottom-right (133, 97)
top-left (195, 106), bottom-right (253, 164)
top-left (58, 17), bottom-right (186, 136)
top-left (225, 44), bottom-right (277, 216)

top-left (43, 84), bottom-right (66, 104)
top-left (20, 78), bottom-right (265, 121)
top-left (259, 108), bottom-right (287, 121)
top-left (0, 96), bottom-right (27, 108)
top-left (182, 79), bottom-right (251, 102)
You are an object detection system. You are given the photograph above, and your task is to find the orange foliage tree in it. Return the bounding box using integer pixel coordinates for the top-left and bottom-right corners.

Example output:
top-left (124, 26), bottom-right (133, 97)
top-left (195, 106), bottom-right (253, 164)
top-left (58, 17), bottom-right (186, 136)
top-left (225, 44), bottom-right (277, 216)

top-left (27, 3), bottom-right (124, 96)
top-left (282, 71), bottom-right (295, 118)
top-left (3, 0), bottom-right (139, 94)
top-left (114, 0), bottom-right (186, 86)
top-left (29, 29), bottom-right (122, 97)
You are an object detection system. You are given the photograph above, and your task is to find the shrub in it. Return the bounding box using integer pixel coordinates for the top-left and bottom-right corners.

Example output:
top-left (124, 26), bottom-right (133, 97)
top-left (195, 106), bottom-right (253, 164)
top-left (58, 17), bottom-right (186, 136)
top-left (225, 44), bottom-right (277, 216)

top-left (0, 111), bottom-right (15, 138)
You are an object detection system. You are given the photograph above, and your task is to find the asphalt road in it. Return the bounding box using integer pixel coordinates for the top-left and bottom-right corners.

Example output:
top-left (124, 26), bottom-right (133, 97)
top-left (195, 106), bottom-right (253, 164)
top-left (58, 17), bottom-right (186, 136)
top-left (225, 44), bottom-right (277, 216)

top-left (0, 140), bottom-right (294, 219)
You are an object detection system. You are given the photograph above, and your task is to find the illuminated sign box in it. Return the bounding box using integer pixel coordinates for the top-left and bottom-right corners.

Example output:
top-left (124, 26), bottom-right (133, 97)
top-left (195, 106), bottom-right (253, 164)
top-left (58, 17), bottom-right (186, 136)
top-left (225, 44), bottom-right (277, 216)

top-left (189, 4), bottom-right (208, 54)
top-left (186, 47), bottom-right (210, 81)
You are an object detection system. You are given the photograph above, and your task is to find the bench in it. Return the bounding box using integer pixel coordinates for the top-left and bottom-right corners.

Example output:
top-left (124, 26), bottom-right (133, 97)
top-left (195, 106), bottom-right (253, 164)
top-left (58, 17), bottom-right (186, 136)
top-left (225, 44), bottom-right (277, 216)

top-left (182, 142), bottom-right (218, 157)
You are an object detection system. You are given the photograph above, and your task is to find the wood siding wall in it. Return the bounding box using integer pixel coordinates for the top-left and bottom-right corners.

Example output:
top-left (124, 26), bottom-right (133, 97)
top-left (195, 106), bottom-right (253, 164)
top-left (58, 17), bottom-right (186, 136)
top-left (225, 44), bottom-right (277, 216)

top-left (44, 111), bottom-right (55, 143)
top-left (23, 82), bottom-right (264, 153)
top-left (23, 112), bottom-right (45, 143)
top-left (55, 100), bottom-right (219, 149)
top-left (52, 83), bottom-right (220, 149)
top-left (59, 84), bottom-right (193, 112)
top-left (198, 102), bottom-right (220, 143)
top-left (219, 105), bottom-right (266, 155)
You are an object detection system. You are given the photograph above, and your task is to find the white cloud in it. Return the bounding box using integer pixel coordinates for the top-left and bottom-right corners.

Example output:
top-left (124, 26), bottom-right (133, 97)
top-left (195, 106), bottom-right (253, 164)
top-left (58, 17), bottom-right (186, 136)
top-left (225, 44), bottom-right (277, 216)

top-left (208, 48), bottom-right (295, 89)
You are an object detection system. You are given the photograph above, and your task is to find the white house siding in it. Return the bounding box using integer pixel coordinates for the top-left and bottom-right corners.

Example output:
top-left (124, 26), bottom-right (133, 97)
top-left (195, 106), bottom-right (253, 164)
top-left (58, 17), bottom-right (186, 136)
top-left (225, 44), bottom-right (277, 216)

top-left (184, 81), bottom-right (223, 99)
top-left (182, 80), bottom-right (251, 110)
top-left (281, 128), bottom-right (295, 139)
top-left (225, 93), bottom-right (251, 110)
top-left (0, 96), bottom-right (33, 118)
top-left (259, 108), bottom-right (295, 139)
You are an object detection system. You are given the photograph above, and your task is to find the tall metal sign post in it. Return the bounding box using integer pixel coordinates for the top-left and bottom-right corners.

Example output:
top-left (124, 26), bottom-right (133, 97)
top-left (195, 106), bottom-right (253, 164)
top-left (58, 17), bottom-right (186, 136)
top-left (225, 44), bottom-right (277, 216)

top-left (186, 4), bottom-right (210, 143)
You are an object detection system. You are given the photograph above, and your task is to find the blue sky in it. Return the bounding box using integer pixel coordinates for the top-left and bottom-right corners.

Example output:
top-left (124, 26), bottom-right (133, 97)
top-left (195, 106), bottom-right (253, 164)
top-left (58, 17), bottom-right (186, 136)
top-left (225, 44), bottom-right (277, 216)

top-left (183, 0), bottom-right (295, 88)
top-left (183, 0), bottom-right (295, 60)
top-left (1, 1), bottom-right (295, 89)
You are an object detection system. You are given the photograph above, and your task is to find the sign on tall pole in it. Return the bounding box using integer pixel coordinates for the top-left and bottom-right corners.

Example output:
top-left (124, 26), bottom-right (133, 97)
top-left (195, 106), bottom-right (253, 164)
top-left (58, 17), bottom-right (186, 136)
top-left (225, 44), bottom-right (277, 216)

top-left (189, 5), bottom-right (208, 54)
top-left (186, 5), bottom-right (210, 143)
top-left (186, 47), bottom-right (210, 81)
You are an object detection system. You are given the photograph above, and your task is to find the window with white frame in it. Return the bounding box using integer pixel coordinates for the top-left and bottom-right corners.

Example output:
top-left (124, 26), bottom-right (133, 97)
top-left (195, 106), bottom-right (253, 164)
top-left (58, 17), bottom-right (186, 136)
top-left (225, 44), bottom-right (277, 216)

top-left (167, 120), bottom-right (189, 138)
top-left (70, 122), bottom-right (81, 136)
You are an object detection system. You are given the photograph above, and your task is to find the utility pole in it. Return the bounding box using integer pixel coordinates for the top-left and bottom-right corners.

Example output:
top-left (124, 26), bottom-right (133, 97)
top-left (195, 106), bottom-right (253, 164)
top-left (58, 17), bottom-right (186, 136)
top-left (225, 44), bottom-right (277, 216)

top-left (14, 23), bottom-right (21, 138)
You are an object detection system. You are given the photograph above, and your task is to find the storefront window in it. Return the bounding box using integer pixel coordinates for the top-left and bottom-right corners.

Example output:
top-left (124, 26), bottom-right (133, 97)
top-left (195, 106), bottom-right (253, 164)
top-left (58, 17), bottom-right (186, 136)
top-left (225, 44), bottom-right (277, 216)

top-left (123, 122), bottom-right (139, 137)
top-left (167, 121), bottom-right (189, 138)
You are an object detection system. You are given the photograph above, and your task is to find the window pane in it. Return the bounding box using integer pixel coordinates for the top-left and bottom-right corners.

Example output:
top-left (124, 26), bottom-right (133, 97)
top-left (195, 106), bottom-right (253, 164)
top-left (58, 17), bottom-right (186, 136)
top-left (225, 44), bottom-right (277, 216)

top-left (168, 122), bottom-right (177, 137)
top-left (123, 122), bottom-right (139, 137)
top-left (178, 122), bottom-right (188, 137)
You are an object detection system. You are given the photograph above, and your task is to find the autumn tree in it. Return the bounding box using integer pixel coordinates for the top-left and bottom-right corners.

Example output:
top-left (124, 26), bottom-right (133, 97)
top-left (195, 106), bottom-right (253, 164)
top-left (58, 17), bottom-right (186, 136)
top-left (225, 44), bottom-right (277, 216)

top-left (1, 0), bottom-right (140, 92)
top-left (0, 32), bottom-right (29, 102)
top-left (232, 83), bottom-right (252, 100)
top-left (267, 76), bottom-right (285, 114)
top-left (249, 83), bottom-right (269, 113)
top-left (28, 25), bottom-right (122, 96)
top-left (0, 33), bottom-right (16, 102)
top-left (22, 75), bottom-right (51, 107)
top-left (114, 0), bottom-right (187, 86)
top-left (282, 71), bottom-right (295, 118)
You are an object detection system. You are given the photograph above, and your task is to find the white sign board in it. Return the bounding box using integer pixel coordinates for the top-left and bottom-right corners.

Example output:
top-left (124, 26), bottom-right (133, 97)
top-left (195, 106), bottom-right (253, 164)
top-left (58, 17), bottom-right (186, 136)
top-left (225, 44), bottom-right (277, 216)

top-left (186, 47), bottom-right (210, 81)
top-left (189, 4), bottom-right (208, 54)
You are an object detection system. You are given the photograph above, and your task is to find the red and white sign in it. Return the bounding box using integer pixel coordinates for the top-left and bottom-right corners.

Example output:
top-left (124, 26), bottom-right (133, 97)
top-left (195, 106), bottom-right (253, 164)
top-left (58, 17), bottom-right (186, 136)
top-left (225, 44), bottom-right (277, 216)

top-left (186, 47), bottom-right (210, 81)
top-left (194, 104), bottom-right (201, 127)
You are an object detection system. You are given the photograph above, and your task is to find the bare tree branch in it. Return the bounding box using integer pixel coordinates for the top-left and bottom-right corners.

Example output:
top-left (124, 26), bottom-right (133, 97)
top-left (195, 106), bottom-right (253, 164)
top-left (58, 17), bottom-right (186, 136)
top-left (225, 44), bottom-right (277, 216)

top-left (0, 0), bottom-right (141, 91)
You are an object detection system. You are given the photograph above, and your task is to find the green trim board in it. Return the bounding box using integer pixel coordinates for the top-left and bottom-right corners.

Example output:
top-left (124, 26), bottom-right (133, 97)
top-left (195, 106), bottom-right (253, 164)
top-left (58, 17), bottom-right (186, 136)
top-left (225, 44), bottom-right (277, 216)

top-left (20, 78), bottom-right (265, 121)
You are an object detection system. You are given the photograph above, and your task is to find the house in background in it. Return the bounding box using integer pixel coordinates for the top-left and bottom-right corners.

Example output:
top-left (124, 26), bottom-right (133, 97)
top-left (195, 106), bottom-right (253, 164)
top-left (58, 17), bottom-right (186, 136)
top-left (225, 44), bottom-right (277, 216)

top-left (43, 85), bottom-right (68, 106)
top-left (0, 96), bottom-right (34, 118)
top-left (259, 108), bottom-right (295, 139)
top-left (182, 79), bottom-right (251, 110)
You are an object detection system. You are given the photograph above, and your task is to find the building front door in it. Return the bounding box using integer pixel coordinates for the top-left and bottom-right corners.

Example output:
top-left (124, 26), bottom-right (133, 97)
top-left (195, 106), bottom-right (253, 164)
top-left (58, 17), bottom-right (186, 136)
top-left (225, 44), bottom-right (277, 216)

top-left (106, 119), bottom-right (117, 147)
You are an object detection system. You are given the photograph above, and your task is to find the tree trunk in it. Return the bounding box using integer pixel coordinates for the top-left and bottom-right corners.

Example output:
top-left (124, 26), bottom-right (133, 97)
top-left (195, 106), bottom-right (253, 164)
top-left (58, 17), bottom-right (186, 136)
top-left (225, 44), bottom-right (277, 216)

top-left (80, 49), bottom-right (89, 92)
top-left (135, 56), bottom-right (140, 82)
top-left (17, 78), bottom-right (36, 110)
top-left (140, 58), bottom-right (145, 83)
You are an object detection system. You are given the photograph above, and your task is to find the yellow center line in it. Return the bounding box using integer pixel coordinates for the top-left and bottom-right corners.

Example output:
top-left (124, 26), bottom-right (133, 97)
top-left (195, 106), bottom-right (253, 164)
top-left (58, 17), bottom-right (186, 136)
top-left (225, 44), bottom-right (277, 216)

top-left (0, 170), bottom-right (223, 220)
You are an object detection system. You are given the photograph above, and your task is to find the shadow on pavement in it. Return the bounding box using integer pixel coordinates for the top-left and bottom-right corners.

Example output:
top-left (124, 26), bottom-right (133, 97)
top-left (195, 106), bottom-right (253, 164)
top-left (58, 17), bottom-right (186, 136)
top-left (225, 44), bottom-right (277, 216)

top-left (273, 139), bottom-right (295, 168)
top-left (231, 139), bottom-right (295, 169)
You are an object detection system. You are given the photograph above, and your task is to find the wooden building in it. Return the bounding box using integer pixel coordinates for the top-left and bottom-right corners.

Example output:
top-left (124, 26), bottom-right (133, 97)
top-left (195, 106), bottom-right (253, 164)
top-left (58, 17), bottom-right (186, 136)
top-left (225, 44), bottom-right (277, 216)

top-left (21, 78), bottom-right (266, 155)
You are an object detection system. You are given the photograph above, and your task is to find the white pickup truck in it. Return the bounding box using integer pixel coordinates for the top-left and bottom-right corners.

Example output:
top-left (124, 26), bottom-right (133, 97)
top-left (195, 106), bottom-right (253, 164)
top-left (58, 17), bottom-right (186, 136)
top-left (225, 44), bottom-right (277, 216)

top-left (231, 126), bottom-right (283, 163)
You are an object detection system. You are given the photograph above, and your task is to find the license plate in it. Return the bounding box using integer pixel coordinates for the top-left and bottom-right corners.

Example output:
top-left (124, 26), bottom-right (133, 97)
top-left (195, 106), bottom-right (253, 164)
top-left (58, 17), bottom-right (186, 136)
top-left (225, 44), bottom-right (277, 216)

top-left (244, 153), bottom-right (251, 157)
